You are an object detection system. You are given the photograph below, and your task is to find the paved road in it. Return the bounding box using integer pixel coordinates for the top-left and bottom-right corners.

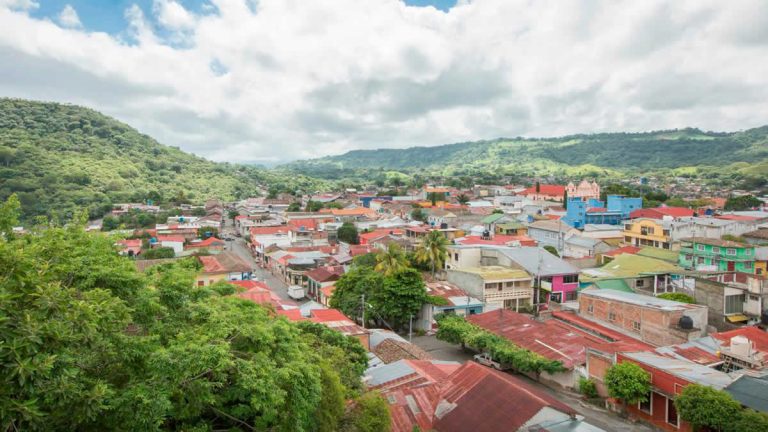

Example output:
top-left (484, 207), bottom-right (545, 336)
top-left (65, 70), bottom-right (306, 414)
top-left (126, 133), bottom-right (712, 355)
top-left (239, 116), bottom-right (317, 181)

top-left (411, 335), bottom-right (655, 432)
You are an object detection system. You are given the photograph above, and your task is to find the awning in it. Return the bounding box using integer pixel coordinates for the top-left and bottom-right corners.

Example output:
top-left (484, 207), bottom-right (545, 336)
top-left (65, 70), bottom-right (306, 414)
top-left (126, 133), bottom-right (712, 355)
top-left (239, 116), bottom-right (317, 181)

top-left (726, 314), bottom-right (749, 323)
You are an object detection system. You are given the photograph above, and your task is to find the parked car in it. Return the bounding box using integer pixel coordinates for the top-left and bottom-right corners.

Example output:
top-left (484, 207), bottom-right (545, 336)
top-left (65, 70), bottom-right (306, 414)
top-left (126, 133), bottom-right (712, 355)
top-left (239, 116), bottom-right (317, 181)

top-left (473, 353), bottom-right (512, 371)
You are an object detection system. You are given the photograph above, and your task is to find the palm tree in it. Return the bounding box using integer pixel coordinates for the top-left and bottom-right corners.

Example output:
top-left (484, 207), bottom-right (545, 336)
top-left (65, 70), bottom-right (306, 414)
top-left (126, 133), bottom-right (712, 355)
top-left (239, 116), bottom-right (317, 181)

top-left (456, 194), bottom-right (470, 205)
top-left (416, 230), bottom-right (449, 277)
top-left (375, 242), bottom-right (410, 276)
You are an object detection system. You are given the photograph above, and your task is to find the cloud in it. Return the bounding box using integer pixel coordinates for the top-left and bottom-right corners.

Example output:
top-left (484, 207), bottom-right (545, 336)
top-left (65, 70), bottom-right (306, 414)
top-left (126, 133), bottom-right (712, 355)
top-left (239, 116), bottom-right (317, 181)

top-left (0, 0), bottom-right (37, 11)
top-left (0, 0), bottom-right (767, 163)
top-left (57, 4), bottom-right (81, 28)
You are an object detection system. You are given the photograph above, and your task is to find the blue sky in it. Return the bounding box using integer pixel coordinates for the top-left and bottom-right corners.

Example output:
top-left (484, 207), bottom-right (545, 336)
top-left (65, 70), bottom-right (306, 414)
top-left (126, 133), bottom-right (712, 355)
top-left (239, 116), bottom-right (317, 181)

top-left (30, 0), bottom-right (457, 34)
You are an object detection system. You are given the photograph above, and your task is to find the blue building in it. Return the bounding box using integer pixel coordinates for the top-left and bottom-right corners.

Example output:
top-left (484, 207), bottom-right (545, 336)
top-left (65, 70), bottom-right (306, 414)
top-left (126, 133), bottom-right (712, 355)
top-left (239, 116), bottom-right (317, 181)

top-left (561, 195), bottom-right (642, 229)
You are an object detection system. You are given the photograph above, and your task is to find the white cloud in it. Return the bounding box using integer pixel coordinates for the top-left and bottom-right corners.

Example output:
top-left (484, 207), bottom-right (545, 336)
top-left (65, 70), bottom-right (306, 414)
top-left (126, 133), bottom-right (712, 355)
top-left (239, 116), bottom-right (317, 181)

top-left (57, 4), bottom-right (81, 28)
top-left (0, 0), bottom-right (767, 163)
top-left (0, 0), bottom-right (37, 11)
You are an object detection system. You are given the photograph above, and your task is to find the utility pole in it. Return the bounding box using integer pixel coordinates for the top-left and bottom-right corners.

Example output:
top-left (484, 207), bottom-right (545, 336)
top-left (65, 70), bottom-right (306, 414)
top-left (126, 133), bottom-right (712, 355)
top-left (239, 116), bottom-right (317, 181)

top-left (361, 293), bottom-right (366, 329)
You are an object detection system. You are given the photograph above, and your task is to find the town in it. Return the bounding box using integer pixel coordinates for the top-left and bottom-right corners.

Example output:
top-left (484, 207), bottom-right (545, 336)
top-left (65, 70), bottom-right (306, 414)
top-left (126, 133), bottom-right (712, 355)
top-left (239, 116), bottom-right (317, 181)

top-left (78, 180), bottom-right (768, 432)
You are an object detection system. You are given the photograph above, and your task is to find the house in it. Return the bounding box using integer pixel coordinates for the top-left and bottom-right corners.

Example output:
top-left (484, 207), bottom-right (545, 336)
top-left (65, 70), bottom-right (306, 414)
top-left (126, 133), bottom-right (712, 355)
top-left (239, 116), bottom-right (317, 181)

top-left (566, 179), bottom-right (601, 201)
top-left (743, 228), bottom-right (768, 245)
top-left (446, 266), bottom-right (533, 311)
top-left (581, 224), bottom-right (624, 241)
top-left (384, 361), bottom-right (603, 432)
top-left (195, 252), bottom-right (253, 286)
top-left (622, 218), bottom-right (674, 250)
top-left (365, 358), bottom-right (458, 391)
top-left (371, 340), bottom-right (433, 365)
top-left (185, 236), bottom-right (225, 253)
top-left (630, 206), bottom-right (695, 220)
top-left (305, 265), bottom-right (345, 301)
top-left (562, 195), bottom-right (642, 229)
top-left (426, 208), bottom-right (457, 228)
top-left (689, 272), bottom-right (768, 328)
top-left (678, 237), bottom-right (757, 273)
top-left (616, 351), bottom-right (733, 432)
top-left (307, 308), bottom-right (370, 350)
top-left (580, 253), bottom-right (683, 295)
top-left (154, 235), bottom-right (185, 255)
top-left (420, 186), bottom-right (452, 201)
top-left (417, 281), bottom-right (484, 331)
top-left (521, 184), bottom-right (566, 201)
top-left (578, 289), bottom-right (709, 346)
top-left (526, 219), bottom-right (575, 252)
top-left (495, 220), bottom-right (528, 236)
top-left (563, 235), bottom-right (612, 259)
top-left (117, 239), bottom-right (142, 257)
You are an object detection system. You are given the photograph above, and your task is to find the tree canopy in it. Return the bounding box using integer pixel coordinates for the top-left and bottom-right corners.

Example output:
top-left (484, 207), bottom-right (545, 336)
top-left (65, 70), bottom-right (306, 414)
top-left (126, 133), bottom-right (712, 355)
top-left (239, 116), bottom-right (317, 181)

top-left (604, 362), bottom-right (651, 408)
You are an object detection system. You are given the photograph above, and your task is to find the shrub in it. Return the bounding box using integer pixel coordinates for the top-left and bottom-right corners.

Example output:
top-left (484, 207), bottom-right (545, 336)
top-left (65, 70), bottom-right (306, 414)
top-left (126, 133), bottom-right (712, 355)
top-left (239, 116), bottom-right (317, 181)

top-left (579, 377), bottom-right (598, 399)
top-left (657, 292), bottom-right (695, 304)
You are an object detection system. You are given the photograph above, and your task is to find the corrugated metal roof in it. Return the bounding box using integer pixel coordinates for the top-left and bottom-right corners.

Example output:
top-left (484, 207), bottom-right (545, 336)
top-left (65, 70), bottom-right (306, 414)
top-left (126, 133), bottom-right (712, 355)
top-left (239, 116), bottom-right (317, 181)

top-left (622, 351), bottom-right (733, 389)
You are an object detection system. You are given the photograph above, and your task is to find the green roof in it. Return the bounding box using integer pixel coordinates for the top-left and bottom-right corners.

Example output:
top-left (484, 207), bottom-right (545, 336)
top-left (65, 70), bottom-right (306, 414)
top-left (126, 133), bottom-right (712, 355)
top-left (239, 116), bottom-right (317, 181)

top-left (594, 279), bottom-right (633, 292)
top-left (636, 247), bottom-right (679, 263)
top-left (581, 254), bottom-right (683, 282)
top-left (481, 213), bottom-right (506, 224)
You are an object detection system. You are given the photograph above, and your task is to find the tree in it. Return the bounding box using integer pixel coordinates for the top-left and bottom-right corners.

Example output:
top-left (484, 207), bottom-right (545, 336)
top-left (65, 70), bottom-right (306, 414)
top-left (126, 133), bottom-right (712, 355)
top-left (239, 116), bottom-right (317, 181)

top-left (140, 246), bottom-right (176, 259)
top-left (657, 292), bottom-right (695, 304)
top-left (535, 181), bottom-right (541, 193)
top-left (338, 222), bottom-right (360, 245)
top-left (0, 193), bottom-right (20, 239)
top-left (341, 392), bottom-right (391, 432)
top-left (675, 384), bottom-right (743, 432)
top-left (198, 226), bottom-right (218, 238)
top-left (604, 362), bottom-right (651, 414)
top-left (306, 200), bottom-right (324, 212)
top-left (101, 215), bottom-right (120, 231)
top-left (456, 194), bottom-right (470, 205)
top-left (375, 243), bottom-right (410, 276)
top-left (563, 190), bottom-right (568, 208)
top-left (352, 252), bottom-right (378, 268)
top-left (287, 202), bottom-right (301, 212)
top-left (369, 268), bottom-right (427, 329)
top-left (330, 266), bottom-right (385, 325)
top-left (543, 245), bottom-right (560, 257)
top-left (410, 207), bottom-right (426, 222)
top-left (725, 195), bottom-right (762, 211)
top-left (415, 230), bottom-right (449, 276)
top-left (227, 209), bottom-right (239, 220)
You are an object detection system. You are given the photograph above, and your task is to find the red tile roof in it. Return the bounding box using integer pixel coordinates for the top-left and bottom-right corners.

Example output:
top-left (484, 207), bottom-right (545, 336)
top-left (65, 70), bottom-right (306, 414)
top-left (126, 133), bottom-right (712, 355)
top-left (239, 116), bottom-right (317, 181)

top-left (603, 245), bottom-right (642, 257)
top-left (156, 235), bottom-right (186, 243)
top-left (305, 265), bottom-right (345, 283)
top-left (630, 207), bottom-right (695, 219)
top-left (277, 309), bottom-right (306, 321)
top-left (457, 235), bottom-right (537, 247)
top-left (359, 228), bottom-right (404, 244)
top-left (198, 252), bottom-right (252, 274)
top-left (186, 237), bottom-right (224, 248)
top-left (711, 326), bottom-right (768, 355)
top-left (349, 245), bottom-right (376, 256)
top-left (250, 226), bottom-right (289, 236)
top-left (309, 308), bottom-right (353, 323)
top-left (716, 214), bottom-right (761, 221)
top-left (521, 184), bottom-right (566, 197)
top-left (288, 218), bottom-right (318, 231)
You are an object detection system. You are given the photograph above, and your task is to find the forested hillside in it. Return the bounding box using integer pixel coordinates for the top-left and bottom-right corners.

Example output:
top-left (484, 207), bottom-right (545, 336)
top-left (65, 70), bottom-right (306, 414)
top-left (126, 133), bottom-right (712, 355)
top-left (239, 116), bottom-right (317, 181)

top-left (284, 127), bottom-right (768, 184)
top-left (0, 99), bottom-right (325, 221)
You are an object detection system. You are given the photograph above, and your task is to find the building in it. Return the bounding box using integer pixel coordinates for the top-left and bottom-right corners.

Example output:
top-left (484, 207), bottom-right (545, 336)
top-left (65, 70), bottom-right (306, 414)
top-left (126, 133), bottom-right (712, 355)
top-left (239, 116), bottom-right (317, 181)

top-left (521, 184), bottom-right (566, 201)
top-left (526, 219), bottom-right (575, 252)
top-left (117, 239), bottom-right (142, 257)
top-left (384, 361), bottom-right (603, 432)
top-left (622, 218), bottom-right (673, 250)
top-left (617, 351), bottom-right (732, 432)
top-left (580, 253), bottom-right (683, 295)
top-left (566, 180), bottom-right (601, 201)
top-left (562, 195), bottom-right (642, 229)
top-left (563, 235), bottom-right (612, 259)
top-left (743, 228), bottom-right (768, 245)
top-left (304, 265), bottom-right (345, 301)
top-left (196, 252), bottom-right (253, 286)
top-left (629, 206), bottom-right (695, 220)
top-left (417, 281), bottom-right (484, 331)
top-left (185, 236), bottom-right (225, 254)
top-left (678, 237), bottom-right (757, 273)
top-left (446, 266), bottom-right (533, 311)
top-left (689, 272), bottom-right (768, 328)
top-left (578, 289), bottom-right (708, 346)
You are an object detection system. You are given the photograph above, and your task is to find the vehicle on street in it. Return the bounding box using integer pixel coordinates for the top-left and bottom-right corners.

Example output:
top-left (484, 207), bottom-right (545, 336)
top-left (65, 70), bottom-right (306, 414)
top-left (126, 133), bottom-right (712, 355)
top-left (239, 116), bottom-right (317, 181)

top-left (287, 285), bottom-right (306, 300)
top-left (473, 353), bottom-right (512, 371)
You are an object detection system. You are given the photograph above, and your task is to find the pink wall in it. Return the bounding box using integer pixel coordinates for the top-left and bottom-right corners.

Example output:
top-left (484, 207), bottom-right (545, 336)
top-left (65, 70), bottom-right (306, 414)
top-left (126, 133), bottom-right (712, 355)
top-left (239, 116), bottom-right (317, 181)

top-left (552, 275), bottom-right (578, 293)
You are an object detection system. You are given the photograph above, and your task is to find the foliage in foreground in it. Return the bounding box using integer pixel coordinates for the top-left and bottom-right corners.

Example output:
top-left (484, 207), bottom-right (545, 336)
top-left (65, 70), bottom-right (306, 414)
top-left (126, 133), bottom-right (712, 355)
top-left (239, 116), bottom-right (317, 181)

top-left (434, 314), bottom-right (564, 375)
top-left (675, 384), bottom-right (768, 432)
top-left (0, 204), bottom-right (378, 431)
top-left (604, 362), bottom-right (651, 408)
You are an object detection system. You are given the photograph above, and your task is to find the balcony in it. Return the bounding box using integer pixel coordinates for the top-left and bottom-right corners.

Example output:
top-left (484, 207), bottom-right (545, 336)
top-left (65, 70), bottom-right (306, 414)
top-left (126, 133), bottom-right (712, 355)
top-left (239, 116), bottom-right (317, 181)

top-left (680, 247), bottom-right (753, 262)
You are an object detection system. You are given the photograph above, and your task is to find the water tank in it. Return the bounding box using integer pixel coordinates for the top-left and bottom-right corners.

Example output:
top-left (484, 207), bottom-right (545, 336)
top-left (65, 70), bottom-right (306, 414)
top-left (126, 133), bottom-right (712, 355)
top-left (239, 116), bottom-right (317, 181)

top-left (731, 336), bottom-right (752, 358)
top-left (482, 230), bottom-right (491, 240)
top-left (440, 222), bottom-right (448, 229)
top-left (679, 315), bottom-right (694, 330)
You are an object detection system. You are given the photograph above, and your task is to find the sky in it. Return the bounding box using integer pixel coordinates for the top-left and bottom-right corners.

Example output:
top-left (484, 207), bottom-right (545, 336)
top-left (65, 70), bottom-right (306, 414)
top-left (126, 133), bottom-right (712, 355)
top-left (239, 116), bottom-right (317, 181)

top-left (1, 1), bottom-right (767, 164)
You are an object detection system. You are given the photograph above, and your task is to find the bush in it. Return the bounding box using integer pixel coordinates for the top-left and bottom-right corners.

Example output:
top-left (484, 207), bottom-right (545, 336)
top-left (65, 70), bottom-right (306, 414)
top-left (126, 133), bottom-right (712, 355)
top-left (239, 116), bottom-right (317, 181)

top-left (578, 377), bottom-right (598, 399)
top-left (140, 246), bottom-right (175, 259)
top-left (657, 292), bottom-right (695, 304)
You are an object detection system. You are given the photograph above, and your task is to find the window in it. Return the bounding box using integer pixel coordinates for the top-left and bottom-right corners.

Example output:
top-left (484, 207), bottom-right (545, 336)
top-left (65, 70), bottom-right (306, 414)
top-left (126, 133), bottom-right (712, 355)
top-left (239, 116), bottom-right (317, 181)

top-left (608, 311), bottom-right (616, 322)
top-left (697, 244), bottom-right (705, 251)
top-left (197, 280), bottom-right (205, 287)
top-left (454, 253), bottom-right (459, 261)
top-left (746, 249), bottom-right (752, 256)
top-left (639, 392), bottom-right (652, 414)
top-left (632, 321), bottom-right (641, 332)
top-left (750, 294), bottom-right (759, 302)
top-left (745, 262), bottom-right (753, 270)
top-left (685, 254), bottom-right (692, 261)
top-left (635, 279), bottom-right (645, 287)
top-left (726, 248), bottom-right (737, 256)
top-left (565, 291), bottom-right (578, 302)
top-left (725, 294), bottom-right (745, 314)
top-left (587, 303), bottom-right (594, 314)
top-left (667, 397), bottom-right (679, 427)
top-left (712, 247), bottom-right (720, 254)
top-left (563, 274), bottom-right (579, 284)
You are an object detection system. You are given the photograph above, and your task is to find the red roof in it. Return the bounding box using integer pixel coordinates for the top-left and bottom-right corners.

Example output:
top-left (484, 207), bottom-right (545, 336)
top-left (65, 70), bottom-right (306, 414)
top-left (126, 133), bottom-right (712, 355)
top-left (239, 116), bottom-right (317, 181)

top-left (186, 237), bottom-right (224, 248)
top-left (309, 308), bottom-right (353, 324)
top-left (544, 214), bottom-right (562, 220)
top-left (521, 184), bottom-right (566, 197)
top-left (277, 309), bottom-right (306, 321)
top-left (711, 326), bottom-right (768, 355)
top-left (349, 245), bottom-right (376, 256)
top-left (305, 265), bottom-right (345, 283)
top-left (716, 214), bottom-right (761, 221)
top-left (118, 239), bottom-right (142, 247)
top-left (630, 207), bottom-right (695, 219)
top-left (198, 252), bottom-right (251, 273)
top-left (603, 245), bottom-right (642, 257)
top-left (156, 235), bottom-right (185, 243)
top-left (586, 207), bottom-right (607, 213)
top-left (359, 228), bottom-right (403, 245)
top-left (250, 226), bottom-right (289, 236)
top-left (287, 218), bottom-right (318, 231)
top-left (229, 280), bottom-right (270, 290)
top-left (320, 285), bottom-right (336, 298)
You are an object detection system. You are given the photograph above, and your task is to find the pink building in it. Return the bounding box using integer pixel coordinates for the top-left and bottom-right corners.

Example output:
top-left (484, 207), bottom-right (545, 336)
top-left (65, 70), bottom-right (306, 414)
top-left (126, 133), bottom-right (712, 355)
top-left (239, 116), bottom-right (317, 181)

top-left (566, 180), bottom-right (601, 201)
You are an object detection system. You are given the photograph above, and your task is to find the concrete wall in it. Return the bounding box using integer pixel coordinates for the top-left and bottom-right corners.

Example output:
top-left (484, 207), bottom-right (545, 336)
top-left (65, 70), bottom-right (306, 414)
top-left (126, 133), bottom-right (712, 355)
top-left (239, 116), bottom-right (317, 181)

top-left (446, 270), bottom-right (485, 304)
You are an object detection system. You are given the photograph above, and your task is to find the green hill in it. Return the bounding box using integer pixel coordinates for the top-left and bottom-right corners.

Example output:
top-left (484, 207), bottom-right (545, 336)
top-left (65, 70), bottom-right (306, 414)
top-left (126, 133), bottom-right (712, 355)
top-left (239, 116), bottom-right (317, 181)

top-left (284, 127), bottom-right (768, 184)
top-left (0, 99), bottom-right (324, 221)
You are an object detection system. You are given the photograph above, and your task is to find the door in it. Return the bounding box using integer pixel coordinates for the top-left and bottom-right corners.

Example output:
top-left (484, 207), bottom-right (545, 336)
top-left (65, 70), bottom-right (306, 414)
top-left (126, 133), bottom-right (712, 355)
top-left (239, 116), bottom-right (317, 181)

top-left (727, 261), bottom-right (735, 272)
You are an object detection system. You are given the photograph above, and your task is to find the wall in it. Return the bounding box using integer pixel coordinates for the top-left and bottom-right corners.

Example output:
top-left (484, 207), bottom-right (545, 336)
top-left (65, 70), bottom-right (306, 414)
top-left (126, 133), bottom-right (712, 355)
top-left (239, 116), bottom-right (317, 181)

top-left (586, 350), bottom-right (613, 397)
top-left (446, 246), bottom-right (482, 270)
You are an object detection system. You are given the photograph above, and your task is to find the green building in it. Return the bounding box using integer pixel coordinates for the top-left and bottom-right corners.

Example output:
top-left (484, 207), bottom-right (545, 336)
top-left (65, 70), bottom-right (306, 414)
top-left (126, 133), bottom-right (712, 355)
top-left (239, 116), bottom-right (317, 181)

top-left (678, 237), bottom-right (756, 273)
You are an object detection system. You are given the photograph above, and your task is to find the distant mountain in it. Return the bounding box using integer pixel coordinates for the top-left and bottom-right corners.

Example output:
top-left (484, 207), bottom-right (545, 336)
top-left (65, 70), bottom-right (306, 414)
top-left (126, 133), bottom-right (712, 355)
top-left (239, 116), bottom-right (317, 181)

top-left (0, 99), bottom-right (323, 221)
top-left (284, 127), bottom-right (768, 183)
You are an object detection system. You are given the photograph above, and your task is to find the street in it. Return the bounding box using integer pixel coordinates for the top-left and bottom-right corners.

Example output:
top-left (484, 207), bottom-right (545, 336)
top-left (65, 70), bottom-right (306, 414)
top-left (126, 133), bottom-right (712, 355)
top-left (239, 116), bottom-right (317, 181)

top-left (410, 335), bottom-right (656, 432)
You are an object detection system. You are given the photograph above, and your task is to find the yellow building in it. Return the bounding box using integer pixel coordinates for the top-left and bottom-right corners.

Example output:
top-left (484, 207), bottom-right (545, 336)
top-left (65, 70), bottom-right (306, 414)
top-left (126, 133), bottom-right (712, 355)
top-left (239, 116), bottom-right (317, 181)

top-left (622, 218), bottom-right (672, 250)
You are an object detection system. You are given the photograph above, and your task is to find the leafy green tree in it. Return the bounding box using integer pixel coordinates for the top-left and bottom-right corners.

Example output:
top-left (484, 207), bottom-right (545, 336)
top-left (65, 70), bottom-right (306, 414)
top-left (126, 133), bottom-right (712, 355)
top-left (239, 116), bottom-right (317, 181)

top-left (341, 392), bottom-right (391, 432)
top-left (306, 200), bottom-right (324, 212)
top-left (101, 215), bottom-right (120, 231)
top-left (675, 384), bottom-right (743, 432)
top-left (287, 202), bottom-right (302, 212)
top-left (141, 246), bottom-right (176, 259)
top-left (352, 252), bottom-right (378, 268)
top-left (657, 292), bottom-right (695, 304)
top-left (227, 209), bottom-right (239, 220)
top-left (338, 222), bottom-right (360, 244)
top-left (415, 230), bottom-right (449, 276)
top-left (725, 195), bottom-right (762, 211)
top-left (330, 266), bottom-right (385, 325)
top-left (456, 194), bottom-right (470, 205)
top-left (543, 245), bottom-right (560, 257)
top-left (604, 362), bottom-right (651, 413)
top-left (375, 243), bottom-right (410, 276)
top-left (410, 207), bottom-right (426, 222)
top-left (0, 192), bottom-right (20, 239)
top-left (370, 268), bottom-right (427, 330)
